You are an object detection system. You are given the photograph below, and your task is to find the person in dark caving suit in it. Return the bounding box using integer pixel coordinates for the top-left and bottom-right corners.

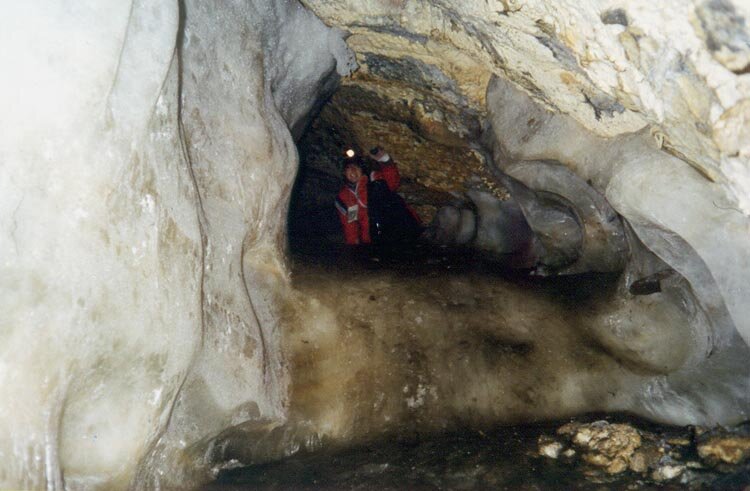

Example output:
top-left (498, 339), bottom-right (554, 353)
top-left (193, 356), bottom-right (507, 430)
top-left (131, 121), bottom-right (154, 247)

top-left (365, 146), bottom-right (422, 245)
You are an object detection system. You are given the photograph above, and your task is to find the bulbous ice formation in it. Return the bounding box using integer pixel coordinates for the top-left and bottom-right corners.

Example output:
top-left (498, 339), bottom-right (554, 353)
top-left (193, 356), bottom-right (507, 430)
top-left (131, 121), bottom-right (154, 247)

top-left (485, 75), bottom-right (750, 424)
top-left (501, 161), bottom-right (628, 275)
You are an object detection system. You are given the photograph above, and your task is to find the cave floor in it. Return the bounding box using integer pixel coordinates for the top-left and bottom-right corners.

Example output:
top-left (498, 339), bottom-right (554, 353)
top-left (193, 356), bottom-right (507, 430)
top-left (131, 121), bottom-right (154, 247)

top-left (205, 414), bottom-right (750, 491)
top-left (285, 239), bottom-right (601, 289)
top-left (206, 241), bottom-right (750, 490)
top-left (285, 239), bottom-right (622, 312)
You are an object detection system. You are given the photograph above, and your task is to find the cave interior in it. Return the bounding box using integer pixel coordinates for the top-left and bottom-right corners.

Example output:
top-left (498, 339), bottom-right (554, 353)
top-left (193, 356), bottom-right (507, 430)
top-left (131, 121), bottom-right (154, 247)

top-left (3, 1), bottom-right (750, 490)
top-left (289, 60), bottom-right (492, 255)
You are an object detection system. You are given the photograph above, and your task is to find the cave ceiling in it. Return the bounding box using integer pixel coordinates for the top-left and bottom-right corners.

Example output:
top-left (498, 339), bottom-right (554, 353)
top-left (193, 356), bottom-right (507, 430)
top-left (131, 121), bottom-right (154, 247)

top-left (302, 0), bottom-right (750, 204)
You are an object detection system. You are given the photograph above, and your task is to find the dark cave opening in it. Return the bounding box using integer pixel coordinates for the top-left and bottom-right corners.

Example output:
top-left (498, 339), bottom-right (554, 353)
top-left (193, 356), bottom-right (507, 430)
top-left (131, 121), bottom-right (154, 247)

top-left (286, 86), bottom-right (627, 304)
top-left (287, 100), bottom-right (352, 255)
top-left (288, 83), bottom-right (576, 280)
top-left (286, 81), bottom-right (518, 274)
top-left (286, 120), bottom-right (430, 267)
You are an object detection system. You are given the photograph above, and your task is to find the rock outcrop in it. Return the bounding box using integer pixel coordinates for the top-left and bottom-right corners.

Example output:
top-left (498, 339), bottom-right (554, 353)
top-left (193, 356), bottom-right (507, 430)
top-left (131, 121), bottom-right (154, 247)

top-left (539, 419), bottom-right (750, 485)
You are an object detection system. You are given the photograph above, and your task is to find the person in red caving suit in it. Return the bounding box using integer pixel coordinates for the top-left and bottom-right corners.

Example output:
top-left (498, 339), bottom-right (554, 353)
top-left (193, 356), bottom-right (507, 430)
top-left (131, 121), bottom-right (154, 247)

top-left (335, 154), bottom-right (371, 245)
top-left (335, 147), bottom-right (422, 246)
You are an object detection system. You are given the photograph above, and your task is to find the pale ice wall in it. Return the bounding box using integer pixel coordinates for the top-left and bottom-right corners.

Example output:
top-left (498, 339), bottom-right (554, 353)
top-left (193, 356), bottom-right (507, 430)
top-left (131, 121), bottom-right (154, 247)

top-left (0, 1), bottom-right (352, 489)
top-left (136, 1), bottom-right (353, 488)
top-left (486, 75), bottom-right (750, 350)
top-left (0, 3), bottom-right (200, 489)
top-left (261, 2), bottom-right (358, 138)
top-left (485, 75), bottom-right (750, 425)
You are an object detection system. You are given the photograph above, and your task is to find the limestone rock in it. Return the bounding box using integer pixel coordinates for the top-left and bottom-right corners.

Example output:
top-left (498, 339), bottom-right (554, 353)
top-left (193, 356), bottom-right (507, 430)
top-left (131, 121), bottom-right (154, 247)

top-left (537, 436), bottom-right (564, 459)
top-left (540, 419), bottom-right (750, 485)
top-left (651, 464), bottom-right (686, 481)
top-left (562, 448), bottom-right (577, 458)
top-left (692, 0), bottom-right (750, 74)
top-left (628, 450), bottom-right (649, 473)
top-left (698, 433), bottom-right (750, 465)
top-left (558, 421), bottom-right (642, 474)
top-left (628, 444), bottom-right (662, 474)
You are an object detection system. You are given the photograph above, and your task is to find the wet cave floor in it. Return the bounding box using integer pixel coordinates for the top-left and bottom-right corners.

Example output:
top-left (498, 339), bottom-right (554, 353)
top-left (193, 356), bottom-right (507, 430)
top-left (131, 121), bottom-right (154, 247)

top-left (206, 241), bottom-right (750, 491)
top-left (205, 414), bottom-right (750, 491)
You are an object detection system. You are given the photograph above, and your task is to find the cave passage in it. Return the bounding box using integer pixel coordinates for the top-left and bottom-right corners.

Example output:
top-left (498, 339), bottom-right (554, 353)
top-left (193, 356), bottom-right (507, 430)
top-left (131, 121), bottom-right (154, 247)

top-left (287, 88), bottom-right (447, 265)
top-left (271, 51), bottom-right (750, 490)
top-left (287, 81), bottom-right (522, 274)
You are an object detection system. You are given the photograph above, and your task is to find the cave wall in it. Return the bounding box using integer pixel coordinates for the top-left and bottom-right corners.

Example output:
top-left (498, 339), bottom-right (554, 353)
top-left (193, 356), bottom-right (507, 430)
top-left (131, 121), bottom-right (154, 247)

top-left (0, 1), bottom-right (353, 489)
top-left (485, 74), bottom-right (749, 353)
top-left (1, 3), bottom-right (200, 488)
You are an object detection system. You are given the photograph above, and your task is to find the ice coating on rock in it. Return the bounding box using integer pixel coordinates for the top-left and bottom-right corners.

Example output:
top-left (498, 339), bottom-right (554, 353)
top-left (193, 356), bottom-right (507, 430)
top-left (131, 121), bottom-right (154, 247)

top-left (260, 1), bottom-right (357, 138)
top-left (487, 74), bottom-right (749, 344)
top-left (607, 157), bottom-right (750, 348)
top-left (503, 161), bottom-right (628, 275)
top-left (465, 190), bottom-right (535, 255)
top-left (485, 73), bottom-right (750, 424)
top-left (0, 1), bottom-right (352, 489)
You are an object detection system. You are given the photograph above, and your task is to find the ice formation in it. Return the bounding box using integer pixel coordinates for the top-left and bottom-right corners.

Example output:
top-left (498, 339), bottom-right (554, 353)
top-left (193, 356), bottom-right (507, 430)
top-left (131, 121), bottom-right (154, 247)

top-left (1, 0), bottom-right (749, 489)
top-left (0, 1), bottom-right (353, 489)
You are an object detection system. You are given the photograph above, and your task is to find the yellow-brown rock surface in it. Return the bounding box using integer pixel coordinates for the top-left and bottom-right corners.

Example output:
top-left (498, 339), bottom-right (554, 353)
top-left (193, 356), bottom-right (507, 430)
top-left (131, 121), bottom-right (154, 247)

top-left (698, 434), bottom-right (750, 465)
top-left (557, 421), bottom-right (642, 474)
top-left (303, 0), bottom-right (750, 211)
